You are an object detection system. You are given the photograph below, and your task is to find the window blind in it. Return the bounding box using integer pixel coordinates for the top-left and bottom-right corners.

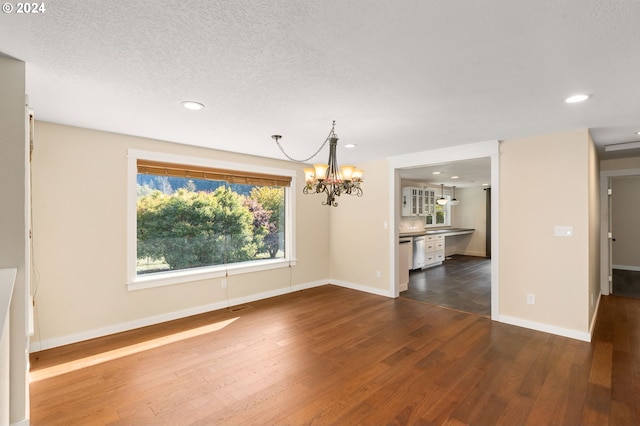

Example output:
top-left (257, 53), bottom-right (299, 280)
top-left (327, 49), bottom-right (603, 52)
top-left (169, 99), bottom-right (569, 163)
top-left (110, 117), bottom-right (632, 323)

top-left (137, 159), bottom-right (292, 187)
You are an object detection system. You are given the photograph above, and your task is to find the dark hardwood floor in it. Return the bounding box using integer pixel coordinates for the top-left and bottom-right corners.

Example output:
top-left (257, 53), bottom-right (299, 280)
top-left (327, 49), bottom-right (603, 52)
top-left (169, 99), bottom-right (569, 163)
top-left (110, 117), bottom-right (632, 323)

top-left (613, 268), bottom-right (640, 299)
top-left (30, 285), bottom-right (639, 425)
top-left (402, 255), bottom-right (491, 316)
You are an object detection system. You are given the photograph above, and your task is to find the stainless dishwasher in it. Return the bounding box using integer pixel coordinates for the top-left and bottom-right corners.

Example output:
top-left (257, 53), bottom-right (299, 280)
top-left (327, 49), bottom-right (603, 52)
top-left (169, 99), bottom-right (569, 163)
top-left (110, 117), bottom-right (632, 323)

top-left (412, 236), bottom-right (426, 269)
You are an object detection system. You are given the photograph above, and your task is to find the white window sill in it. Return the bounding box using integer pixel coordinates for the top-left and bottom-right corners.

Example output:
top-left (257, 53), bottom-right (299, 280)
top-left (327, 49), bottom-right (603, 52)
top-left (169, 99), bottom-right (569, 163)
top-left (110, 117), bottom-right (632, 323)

top-left (127, 258), bottom-right (297, 291)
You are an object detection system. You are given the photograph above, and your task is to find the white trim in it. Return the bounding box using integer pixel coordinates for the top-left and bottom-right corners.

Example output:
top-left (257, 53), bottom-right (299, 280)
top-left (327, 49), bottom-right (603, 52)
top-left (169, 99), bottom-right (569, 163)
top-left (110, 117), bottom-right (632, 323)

top-left (387, 140), bottom-right (500, 319)
top-left (126, 149), bottom-right (297, 290)
top-left (612, 264), bottom-right (640, 272)
top-left (330, 279), bottom-right (394, 298)
top-left (31, 279), bottom-right (327, 352)
top-left (499, 315), bottom-right (591, 342)
top-left (128, 259), bottom-right (296, 291)
top-left (589, 292), bottom-right (602, 338)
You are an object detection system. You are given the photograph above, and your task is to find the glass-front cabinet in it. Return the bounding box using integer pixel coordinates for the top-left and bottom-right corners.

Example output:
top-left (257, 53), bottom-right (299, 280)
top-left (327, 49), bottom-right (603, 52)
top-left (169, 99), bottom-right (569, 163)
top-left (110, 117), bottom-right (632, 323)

top-left (402, 186), bottom-right (451, 226)
top-left (402, 187), bottom-right (425, 216)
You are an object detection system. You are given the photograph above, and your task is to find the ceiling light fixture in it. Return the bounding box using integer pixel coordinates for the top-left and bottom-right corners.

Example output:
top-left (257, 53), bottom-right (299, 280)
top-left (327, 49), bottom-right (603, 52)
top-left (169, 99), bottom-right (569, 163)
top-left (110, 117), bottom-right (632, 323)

top-left (436, 184), bottom-right (447, 206)
top-left (271, 121), bottom-right (363, 207)
top-left (451, 176), bottom-right (459, 179)
top-left (564, 94), bottom-right (591, 103)
top-left (344, 143), bottom-right (357, 149)
top-left (605, 141), bottom-right (640, 152)
top-left (432, 171), bottom-right (441, 175)
top-left (181, 101), bottom-right (205, 110)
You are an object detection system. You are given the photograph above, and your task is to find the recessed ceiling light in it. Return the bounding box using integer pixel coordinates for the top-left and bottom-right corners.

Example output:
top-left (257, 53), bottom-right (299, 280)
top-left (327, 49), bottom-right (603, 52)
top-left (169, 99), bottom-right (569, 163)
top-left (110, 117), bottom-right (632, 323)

top-left (564, 94), bottom-right (591, 103)
top-left (482, 183), bottom-right (490, 186)
top-left (451, 176), bottom-right (459, 179)
top-left (636, 130), bottom-right (640, 135)
top-left (432, 171), bottom-right (441, 175)
top-left (181, 101), bottom-right (205, 110)
top-left (344, 143), bottom-right (357, 149)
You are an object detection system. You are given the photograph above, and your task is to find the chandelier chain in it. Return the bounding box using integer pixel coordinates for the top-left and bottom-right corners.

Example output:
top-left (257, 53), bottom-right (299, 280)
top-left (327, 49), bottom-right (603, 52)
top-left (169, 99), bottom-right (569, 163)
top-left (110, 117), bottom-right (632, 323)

top-left (273, 121), bottom-right (337, 163)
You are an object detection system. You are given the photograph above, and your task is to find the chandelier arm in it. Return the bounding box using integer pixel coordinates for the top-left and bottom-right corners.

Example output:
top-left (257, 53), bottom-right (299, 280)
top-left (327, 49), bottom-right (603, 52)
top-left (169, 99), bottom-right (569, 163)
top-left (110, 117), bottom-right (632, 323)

top-left (272, 121), bottom-right (337, 163)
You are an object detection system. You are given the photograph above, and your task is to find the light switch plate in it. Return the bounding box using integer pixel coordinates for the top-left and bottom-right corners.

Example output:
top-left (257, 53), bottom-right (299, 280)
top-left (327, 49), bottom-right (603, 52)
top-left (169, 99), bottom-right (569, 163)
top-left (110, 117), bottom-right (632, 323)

top-left (554, 226), bottom-right (573, 237)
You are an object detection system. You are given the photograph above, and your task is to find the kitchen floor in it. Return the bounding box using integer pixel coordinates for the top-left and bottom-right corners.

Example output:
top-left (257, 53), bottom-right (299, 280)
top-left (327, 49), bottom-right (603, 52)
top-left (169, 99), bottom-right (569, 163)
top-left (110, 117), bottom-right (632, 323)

top-left (401, 255), bottom-right (491, 317)
top-left (612, 268), bottom-right (640, 299)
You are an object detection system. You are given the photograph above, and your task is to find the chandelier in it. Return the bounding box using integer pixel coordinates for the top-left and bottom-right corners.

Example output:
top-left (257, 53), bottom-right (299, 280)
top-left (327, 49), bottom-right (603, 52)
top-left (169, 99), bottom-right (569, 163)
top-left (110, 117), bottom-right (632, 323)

top-left (271, 121), bottom-right (363, 207)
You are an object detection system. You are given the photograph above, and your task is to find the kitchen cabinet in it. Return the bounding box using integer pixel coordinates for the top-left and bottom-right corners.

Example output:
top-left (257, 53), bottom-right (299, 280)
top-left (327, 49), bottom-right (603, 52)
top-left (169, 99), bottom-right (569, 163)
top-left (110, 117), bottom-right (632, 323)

top-left (401, 187), bottom-right (425, 216)
top-left (424, 234), bottom-right (445, 267)
top-left (423, 189), bottom-right (435, 217)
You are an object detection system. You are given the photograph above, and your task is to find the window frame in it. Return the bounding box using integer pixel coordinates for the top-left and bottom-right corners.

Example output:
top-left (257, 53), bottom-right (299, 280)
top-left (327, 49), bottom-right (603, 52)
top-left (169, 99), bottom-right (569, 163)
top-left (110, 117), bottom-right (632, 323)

top-left (127, 149), bottom-right (297, 291)
top-left (425, 192), bottom-right (451, 228)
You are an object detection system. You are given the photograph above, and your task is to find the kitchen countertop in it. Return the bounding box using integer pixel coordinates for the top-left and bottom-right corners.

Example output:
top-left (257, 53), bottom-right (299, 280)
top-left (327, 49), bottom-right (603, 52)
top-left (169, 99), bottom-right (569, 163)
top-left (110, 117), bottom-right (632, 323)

top-left (399, 228), bottom-right (475, 238)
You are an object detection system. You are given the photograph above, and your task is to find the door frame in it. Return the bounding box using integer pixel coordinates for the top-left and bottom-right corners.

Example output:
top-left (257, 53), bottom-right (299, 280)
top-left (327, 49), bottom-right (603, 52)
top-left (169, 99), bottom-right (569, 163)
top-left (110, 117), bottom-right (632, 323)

top-left (387, 140), bottom-right (500, 320)
top-left (599, 167), bottom-right (640, 295)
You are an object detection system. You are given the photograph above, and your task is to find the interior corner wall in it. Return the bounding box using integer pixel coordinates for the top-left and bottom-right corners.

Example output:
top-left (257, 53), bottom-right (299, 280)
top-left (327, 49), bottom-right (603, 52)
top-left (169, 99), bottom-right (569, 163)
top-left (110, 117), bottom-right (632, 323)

top-left (587, 132), bottom-right (601, 327)
top-left (499, 129), bottom-right (592, 336)
top-left (329, 159), bottom-right (391, 296)
top-left (30, 121), bottom-right (330, 350)
top-left (0, 54), bottom-right (29, 425)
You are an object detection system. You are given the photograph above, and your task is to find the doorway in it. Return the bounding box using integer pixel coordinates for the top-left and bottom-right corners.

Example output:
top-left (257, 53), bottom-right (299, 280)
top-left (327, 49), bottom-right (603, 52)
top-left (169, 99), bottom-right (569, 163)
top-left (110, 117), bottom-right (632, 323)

top-left (388, 141), bottom-right (500, 320)
top-left (610, 176), bottom-right (640, 299)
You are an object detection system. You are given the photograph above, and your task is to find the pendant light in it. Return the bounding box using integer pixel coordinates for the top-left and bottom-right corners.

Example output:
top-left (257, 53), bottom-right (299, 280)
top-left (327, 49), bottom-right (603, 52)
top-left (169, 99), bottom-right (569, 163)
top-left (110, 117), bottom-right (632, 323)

top-left (436, 184), bottom-right (447, 205)
top-left (450, 186), bottom-right (459, 206)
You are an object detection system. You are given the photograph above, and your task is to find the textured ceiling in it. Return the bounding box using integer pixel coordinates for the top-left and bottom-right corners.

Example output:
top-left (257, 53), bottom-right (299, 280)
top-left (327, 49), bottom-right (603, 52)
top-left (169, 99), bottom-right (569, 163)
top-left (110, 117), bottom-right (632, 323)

top-left (2, 0), bottom-right (640, 171)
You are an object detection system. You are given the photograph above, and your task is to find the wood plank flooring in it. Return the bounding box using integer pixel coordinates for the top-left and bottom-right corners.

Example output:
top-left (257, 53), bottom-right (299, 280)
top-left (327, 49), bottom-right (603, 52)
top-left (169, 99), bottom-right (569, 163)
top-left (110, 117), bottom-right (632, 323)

top-left (30, 285), bottom-right (639, 425)
top-left (402, 255), bottom-right (491, 316)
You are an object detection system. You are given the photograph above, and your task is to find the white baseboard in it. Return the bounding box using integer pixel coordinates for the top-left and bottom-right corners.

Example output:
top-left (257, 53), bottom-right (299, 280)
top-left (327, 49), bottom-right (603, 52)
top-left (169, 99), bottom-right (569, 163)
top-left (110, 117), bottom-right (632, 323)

top-left (612, 264), bottom-right (640, 272)
top-left (30, 280), bottom-right (328, 352)
top-left (498, 315), bottom-right (591, 342)
top-left (329, 279), bottom-right (393, 298)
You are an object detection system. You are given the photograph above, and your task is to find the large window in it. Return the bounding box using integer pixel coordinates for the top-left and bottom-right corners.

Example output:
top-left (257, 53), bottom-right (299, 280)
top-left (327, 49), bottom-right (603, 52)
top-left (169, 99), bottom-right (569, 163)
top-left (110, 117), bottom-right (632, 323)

top-left (127, 150), bottom-right (295, 289)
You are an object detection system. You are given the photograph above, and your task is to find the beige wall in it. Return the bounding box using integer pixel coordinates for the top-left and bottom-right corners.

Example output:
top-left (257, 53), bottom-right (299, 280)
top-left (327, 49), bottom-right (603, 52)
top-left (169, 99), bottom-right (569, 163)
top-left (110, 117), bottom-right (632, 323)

top-left (601, 156), bottom-right (640, 171)
top-left (611, 176), bottom-right (640, 268)
top-left (0, 54), bottom-right (29, 425)
top-left (30, 118), bottom-right (607, 351)
top-left (30, 121), bottom-right (330, 348)
top-left (587, 133), bottom-right (601, 326)
top-left (499, 129), bottom-right (597, 335)
top-left (329, 159), bottom-right (390, 294)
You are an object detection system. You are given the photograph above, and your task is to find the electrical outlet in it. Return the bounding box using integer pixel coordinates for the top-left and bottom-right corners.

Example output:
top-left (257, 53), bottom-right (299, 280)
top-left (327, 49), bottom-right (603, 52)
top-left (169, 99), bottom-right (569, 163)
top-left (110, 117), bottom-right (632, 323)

top-left (526, 293), bottom-right (535, 305)
top-left (221, 278), bottom-right (227, 288)
top-left (376, 271), bottom-right (381, 278)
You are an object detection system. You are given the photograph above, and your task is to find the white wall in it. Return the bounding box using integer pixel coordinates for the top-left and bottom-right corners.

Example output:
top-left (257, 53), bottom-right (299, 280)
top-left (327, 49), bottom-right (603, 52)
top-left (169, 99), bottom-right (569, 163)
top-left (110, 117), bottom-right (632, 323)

top-left (449, 186), bottom-right (487, 257)
top-left (30, 121), bottom-right (330, 350)
top-left (0, 54), bottom-right (29, 425)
